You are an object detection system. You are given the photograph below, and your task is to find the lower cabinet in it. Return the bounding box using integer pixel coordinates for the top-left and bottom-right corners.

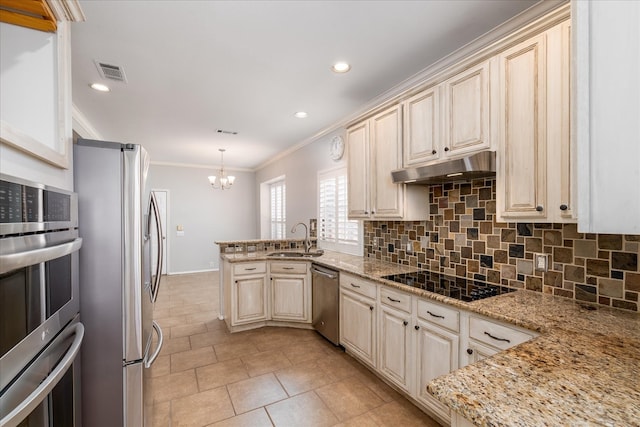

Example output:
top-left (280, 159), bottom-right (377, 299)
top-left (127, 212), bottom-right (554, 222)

top-left (338, 279), bottom-right (538, 427)
top-left (339, 287), bottom-right (377, 368)
top-left (224, 260), bottom-right (311, 329)
top-left (232, 273), bottom-right (269, 325)
top-left (414, 318), bottom-right (459, 421)
top-left (378, 304), bottom-right (412, 392)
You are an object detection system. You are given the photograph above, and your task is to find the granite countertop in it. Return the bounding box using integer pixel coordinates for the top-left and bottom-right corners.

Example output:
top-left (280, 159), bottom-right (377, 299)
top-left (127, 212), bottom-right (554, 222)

top-left (220, 249), bottom-right (640, 426)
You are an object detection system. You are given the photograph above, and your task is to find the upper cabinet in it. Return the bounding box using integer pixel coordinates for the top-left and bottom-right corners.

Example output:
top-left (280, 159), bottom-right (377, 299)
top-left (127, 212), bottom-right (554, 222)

top-left (403, 86), bottom-right (441, 165)
top-left (347, 105), bottom-right (429, 220)
top-left (496, 19), bottom-right (574, 223)
top-left (403, 60), bottom-right (493, 167)
top-left (442, 61), bottom-right (493, 157)
top-left (573, 0), bottom-right (640, 234)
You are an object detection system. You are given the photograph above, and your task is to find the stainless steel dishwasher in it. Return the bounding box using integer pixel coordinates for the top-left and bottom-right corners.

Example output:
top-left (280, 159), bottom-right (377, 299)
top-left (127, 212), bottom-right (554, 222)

top-left (311, 264), bottom-right (340, 345)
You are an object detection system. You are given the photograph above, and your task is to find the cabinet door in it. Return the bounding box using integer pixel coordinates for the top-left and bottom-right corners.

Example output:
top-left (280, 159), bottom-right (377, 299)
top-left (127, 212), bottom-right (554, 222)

top-left (415, 320), bottom-right (459, 421)
top-left (496, 33), bottom-right (549, 220)
top-left (232, 275), bottom-right (268, 325)
top-left (378, 305), bottom-right (412, 392)
top-left (404, 87), bottom-right (441, 165)
top-left (339, 289), bottom-right (376, 368)
top-left (271, 275), bottom-right (308, 322)
top-left (443, 61), bottom-right (492, 156)
top-left (463, 340), bottom-right (498, 366)
top-left (370, 105), bottom-right (404, 218)
top-left (347, 121), bottom-right (370, 218)
top-left (547, 20), bottom-right (575, 222)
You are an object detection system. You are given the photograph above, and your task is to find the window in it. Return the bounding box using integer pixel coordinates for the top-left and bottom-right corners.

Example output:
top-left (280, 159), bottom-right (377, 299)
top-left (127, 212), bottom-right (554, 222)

top-left (269, 178), bottom-right (286, 239)
top-left (318, 167), bottom-right (362, 255)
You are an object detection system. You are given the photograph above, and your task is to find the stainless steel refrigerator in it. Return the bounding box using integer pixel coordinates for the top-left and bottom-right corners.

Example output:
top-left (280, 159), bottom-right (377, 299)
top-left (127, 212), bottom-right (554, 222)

top-left (74, 139), bottom-right (164, 427)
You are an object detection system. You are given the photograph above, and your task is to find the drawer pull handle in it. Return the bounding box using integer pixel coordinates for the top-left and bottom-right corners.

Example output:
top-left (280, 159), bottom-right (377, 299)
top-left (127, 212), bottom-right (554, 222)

top-left (282, 267), bottom-right (294, 270)
top-left (427, 311), bottom-right (445, 319)
top-left (244, 267), bottom-right (257, 271)
top-left (387, 297), bottom-right (401, 303)
top-left (484, 331), bottom-right (510, 343)
top-left (350, 283), bottom-right (361, 288)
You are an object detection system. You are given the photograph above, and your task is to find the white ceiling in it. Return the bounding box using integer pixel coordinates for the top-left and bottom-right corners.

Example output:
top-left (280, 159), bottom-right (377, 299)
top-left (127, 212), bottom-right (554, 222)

top-left (71, 0), bottom-right (540, 170)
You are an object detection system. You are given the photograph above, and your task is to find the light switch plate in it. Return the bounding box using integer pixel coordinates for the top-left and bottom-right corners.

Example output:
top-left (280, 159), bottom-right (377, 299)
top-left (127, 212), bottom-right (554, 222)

top-left (534, 253), bottom-right (548, 272)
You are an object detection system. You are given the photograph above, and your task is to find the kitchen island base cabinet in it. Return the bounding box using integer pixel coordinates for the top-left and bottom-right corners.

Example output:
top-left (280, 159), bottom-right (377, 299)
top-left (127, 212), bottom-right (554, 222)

top-left (222, 259), bottom-right (312, 332)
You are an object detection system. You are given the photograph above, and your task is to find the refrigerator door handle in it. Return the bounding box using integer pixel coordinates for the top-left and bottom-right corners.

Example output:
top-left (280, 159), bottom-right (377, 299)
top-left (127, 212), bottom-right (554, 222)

top-left (149, 192), bottom-right (164, 302)
top-left (144, 321), bottom-right (164, 369)
top-left (0, 322), bottom-right (84, 427)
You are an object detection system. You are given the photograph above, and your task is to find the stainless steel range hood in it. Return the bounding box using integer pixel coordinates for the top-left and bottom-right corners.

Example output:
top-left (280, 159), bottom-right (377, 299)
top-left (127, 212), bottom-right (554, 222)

top-left (391, 151), bottom-right (496, 185)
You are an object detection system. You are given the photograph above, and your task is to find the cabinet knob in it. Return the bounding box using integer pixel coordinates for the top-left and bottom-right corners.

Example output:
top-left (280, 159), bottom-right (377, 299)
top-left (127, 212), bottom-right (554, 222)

top-left (444, 147), bottom-right (450, 152)
top-left (414, 325), bottom-right (420, 330)
top-left (536, 205), bottom-right (544, 212)
top-left (369, 306), bottom-right (374, 311)
top-left (466, 348), bottom-right (473, 355)
top-left (403, 320), bottom-right (408, 326)
top-left (364, 211), bottom-right (369, 215)
top-left (371, 211), bottom-right (375, 215)
top-left (431, 150), bottom-right (437, 155)
top-left (560, 204), bottom-right (568, 211)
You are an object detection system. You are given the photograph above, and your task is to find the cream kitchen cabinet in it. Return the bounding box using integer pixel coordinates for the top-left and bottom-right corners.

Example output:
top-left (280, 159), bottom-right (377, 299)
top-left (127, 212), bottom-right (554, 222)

top-left (461, 314), bottom-right (535, 367)
top-left (270, 261), bottom-right (311, 323)
top-left (347, 105), bottom-right (428, 220)
top-left (414, 300), bottom-right (460, 423)
top-left (403, 59), bottom-right (494, 168)
top-left (339, 273), bottom-right (377, 368)
top-left (442, 60), bottom-right (494, 158)
top-left (496, 19), bottom-right (575, 223)
top-left (403, 86), bottom-right (441, 165)
top-left (229, 262), bottom-right (269, 326)
top-left (378, 287), bottom-right (413, 393)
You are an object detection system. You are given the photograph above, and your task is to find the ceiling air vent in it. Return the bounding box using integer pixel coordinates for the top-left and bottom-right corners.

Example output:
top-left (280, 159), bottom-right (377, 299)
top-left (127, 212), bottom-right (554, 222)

top-left (94, 61), bottom-right (127, 83)
top-left (216, 129), bottom-right (238, 135)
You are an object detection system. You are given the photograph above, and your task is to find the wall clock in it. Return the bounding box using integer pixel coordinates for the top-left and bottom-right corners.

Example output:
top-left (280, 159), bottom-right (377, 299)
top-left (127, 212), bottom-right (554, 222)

top-left (329, 135), bottom-right (345, 160)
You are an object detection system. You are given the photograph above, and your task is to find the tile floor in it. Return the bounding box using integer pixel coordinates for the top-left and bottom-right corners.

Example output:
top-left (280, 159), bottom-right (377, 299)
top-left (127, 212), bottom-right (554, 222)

top-left (149, 272), bottom-right (441, 427)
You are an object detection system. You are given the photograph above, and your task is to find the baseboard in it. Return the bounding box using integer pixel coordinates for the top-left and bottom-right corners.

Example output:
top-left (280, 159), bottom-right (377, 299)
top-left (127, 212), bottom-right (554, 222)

top-left (166, 268), bottom-right (219, 276)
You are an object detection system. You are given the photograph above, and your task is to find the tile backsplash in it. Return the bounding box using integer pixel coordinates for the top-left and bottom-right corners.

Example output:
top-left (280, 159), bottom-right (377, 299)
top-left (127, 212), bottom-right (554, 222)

top-left (364, 179), bottom-right (639, 312)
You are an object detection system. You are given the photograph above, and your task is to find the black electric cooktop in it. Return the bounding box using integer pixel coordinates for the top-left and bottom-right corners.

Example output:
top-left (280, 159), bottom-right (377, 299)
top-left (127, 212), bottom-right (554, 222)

top-left (381, 271), bottom-right (515, 302)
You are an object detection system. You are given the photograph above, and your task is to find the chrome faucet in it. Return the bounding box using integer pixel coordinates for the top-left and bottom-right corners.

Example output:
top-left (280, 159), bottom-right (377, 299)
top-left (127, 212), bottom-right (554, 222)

top-left (291, 222), bottom-right (311, 253)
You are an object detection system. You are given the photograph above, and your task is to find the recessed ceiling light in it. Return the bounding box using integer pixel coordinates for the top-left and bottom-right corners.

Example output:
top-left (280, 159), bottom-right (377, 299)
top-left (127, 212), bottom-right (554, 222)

top-left (332, 62), bottom-right (351, 73)
top-left (294, 111), bottom-right (308, 118)
top-left (90, 83), bottom-right (110, 92)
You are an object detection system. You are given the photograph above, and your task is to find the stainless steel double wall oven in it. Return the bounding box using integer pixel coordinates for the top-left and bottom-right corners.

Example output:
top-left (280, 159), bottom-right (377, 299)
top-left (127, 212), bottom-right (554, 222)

top-left (0, 175), bottom-right (84, 427)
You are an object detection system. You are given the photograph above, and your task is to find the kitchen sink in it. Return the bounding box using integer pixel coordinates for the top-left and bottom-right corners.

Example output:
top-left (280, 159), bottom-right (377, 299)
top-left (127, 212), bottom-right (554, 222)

top-left (267, 250), bottom-right (324, 258)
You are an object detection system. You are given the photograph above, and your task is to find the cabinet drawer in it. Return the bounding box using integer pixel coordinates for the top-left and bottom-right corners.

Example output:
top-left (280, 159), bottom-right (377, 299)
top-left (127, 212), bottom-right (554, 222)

top-left (417, 299), bottom-right (459, 332)
top-left (270, 262), bottom-right (307, 274)
top-left (469, 316), bottom-right (534, 351)
top-left (340, 273), bottom-right (377, 299)
top-left (380, 287), bottom-right (412, 313)
top-left (233, 262), bottom-right (267, 275)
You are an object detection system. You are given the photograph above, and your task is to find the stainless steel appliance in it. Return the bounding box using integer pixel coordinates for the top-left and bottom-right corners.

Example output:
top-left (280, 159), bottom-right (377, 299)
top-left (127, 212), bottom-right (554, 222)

top-left (0, 174), bottom-right (84, 427)
top-left (311, 264), bottom-right (340, 345)
top-left (74, 139), bottom-right (164, 427)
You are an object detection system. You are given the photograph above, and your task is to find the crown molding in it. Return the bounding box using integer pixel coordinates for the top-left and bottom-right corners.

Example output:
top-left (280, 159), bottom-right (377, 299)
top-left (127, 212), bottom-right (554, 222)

top-left (46, 0), bottom-right (85, 22)
top-left (150, 160), bottom-right (254, 173)
top-left (72, 104), bottom-right (102, 139)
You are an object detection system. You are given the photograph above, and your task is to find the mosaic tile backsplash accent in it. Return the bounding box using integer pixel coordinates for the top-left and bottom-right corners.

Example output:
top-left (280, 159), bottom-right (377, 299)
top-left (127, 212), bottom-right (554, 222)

top-left (364, 179), bottom-right (640, 312)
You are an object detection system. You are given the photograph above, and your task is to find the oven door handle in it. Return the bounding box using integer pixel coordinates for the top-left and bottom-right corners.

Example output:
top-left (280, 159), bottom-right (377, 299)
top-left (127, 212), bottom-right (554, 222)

top-left (0, 322), bottom-right (84, 427)
top-left (0, 238), bottom-right (83, 275)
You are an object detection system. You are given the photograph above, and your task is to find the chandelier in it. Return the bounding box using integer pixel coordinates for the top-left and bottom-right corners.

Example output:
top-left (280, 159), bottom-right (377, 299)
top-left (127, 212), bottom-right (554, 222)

top-left (208, 148), bottom-right (235, 190)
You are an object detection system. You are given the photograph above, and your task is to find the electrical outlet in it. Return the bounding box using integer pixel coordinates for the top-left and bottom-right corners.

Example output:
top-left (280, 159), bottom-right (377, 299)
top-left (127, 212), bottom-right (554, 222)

top-left (534, 253), bottom-right (548, 272)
